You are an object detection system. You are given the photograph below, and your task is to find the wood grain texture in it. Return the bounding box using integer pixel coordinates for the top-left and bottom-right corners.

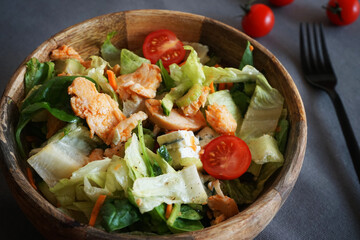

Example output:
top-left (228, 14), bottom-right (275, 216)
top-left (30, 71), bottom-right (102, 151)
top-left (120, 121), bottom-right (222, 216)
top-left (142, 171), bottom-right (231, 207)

top-left (0, 10), bottom-right (307, 240)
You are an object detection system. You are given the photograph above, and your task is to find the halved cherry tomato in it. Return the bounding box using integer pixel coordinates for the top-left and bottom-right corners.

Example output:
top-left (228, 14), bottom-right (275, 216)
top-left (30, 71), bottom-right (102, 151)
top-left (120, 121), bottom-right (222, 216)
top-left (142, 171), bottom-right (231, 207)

top-left (201, 135), bottom-right (252, 180)
top-left (325, 0), bottom-right (360, 26)
top-left (143, 29), bottom-right (186, 67)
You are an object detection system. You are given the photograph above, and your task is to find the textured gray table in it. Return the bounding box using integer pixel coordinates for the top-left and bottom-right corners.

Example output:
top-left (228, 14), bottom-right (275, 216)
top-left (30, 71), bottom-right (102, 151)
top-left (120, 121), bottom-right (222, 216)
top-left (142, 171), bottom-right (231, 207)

top-left (1, 0), bottom-right (359, 239)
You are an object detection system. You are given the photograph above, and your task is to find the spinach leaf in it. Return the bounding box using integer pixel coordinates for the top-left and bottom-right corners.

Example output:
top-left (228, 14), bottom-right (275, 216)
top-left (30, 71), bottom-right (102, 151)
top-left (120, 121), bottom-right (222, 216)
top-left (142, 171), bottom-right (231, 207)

top-left (231, 91), bottom-right (250, 117)
top-left (179, 204), bottom-right (203, 220)
top-left (167, 203), bottom-right (204, 233)
top-left (156, 60), bottom-right (176, 91)
top-left (100, 31), bottom-right (121, 67)
top-left (239, 41), bottom-right (253, 70)
top-left (146, 204), bottom-right (170, 234)
top-left (24, 58), bottom-right (55, 95)
top-left (157, 145), bottom-right (173, 165)
top-left (16, 76), bottom-right (97, 157)
top-left (100, 198), bottom-right (140, 232)
top-left (170, 218), bottom-right (204, 233)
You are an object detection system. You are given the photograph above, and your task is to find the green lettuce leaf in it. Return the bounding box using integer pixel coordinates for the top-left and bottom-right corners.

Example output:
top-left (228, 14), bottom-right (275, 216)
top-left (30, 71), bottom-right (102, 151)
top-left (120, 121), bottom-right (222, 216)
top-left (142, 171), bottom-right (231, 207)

top-left (27, 123), bottom-right (102, 187)
top-left (105, 156), bottom-right (132, 193)
top-left (16, 76), bottom-right (97, 157)
top-left (124, 133), bottom-right (149, 181)
top-left (24, 58), bottom-right (55, 95)
top-left (100, 31), bottom-right (121, 67)
top-left (54, 59), bottom-right (86, 76)
top-left (238, 67), bottom-right (284, 141)
top-left (203, 65), bottom-right (260, 86)
top-left (132, 165), bottom-right (207, 213)
top-left (275, 112), bottom-right (289, 154)
top-left (120, 49), bottom-right (150, 75)
top-left (247, 134), bottom-right (284, 165)
top-left (86, 56), bottom-right (118, 102)
top-left (182, 45), bottom-right (205, 85)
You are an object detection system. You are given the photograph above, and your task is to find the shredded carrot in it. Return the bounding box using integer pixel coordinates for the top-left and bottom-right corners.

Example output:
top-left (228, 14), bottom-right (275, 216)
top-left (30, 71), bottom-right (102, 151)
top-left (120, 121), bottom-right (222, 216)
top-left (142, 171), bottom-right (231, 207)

top-left (165, 204), bottom-right (173, 219)
top-left (89, 195), bottom-right (107, 227)
top-left (249, 44), bottom-right (254, 52)
top-left (214, 64), bottom-right (221, 68)
top-left (106, 70), bottom-right (117, 91)
top-left (190, 136), bottom-right (197, 151)
top-left (209, 81), bottom-right (215, 93)
top-left (26, 167), bottom-right (37, 190)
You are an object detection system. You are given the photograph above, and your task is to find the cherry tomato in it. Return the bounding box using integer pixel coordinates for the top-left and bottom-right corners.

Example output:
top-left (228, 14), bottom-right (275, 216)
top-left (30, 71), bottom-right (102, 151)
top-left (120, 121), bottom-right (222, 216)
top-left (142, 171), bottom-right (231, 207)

top-left (201, 135), bottom-right (252, 180)
top-left (326, 0), bottom-right (360, 26)
top-left (242, 4), bottom-right (275, 38)
top-left (269, 0), bottom-right (294, 7)
top-left (142, 29), bottom-right (186, 67)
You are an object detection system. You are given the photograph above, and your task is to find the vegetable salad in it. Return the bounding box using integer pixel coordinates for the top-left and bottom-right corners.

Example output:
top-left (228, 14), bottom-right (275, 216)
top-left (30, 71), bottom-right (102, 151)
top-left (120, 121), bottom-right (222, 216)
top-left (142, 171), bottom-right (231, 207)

top-left (16, 29), bottom-right (288, 234)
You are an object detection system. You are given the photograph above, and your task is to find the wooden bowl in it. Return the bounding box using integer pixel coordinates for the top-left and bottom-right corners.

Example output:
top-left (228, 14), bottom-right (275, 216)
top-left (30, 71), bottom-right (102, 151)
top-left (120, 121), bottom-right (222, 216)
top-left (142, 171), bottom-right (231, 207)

top-left (0, 9), bottom-right (307, 240)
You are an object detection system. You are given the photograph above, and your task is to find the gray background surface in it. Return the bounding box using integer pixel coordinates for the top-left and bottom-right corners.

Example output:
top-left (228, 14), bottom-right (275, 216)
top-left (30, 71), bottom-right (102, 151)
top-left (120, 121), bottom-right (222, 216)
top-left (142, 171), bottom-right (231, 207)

top-left (0, 0), bottom-right (359, 239)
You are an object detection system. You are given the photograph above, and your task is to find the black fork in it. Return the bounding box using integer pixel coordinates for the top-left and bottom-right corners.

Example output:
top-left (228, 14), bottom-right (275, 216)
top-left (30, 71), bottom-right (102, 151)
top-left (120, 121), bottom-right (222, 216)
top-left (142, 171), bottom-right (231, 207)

top-left (300, 23), bottom-right (360, 183)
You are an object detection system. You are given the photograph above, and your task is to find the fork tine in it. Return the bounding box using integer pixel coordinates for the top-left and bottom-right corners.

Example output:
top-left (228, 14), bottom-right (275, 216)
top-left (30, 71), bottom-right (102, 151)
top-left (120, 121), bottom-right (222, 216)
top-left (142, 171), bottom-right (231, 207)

top-left (312, 24), bottom-right (325, 73)
top-left (300, 23), bottom-right (311, 74)
top-left (305, 23), bottom-right (316, 72)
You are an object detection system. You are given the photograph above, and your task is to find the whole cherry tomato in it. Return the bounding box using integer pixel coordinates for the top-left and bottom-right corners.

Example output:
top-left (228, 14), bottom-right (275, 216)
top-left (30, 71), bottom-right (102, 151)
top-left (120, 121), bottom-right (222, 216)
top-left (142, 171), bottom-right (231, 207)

top-left (269, 0), bottom-right (294, 7)
top-left (241, 4), bottom-right (275, 38)
top-left (325, 0), bottom-right (360, 26)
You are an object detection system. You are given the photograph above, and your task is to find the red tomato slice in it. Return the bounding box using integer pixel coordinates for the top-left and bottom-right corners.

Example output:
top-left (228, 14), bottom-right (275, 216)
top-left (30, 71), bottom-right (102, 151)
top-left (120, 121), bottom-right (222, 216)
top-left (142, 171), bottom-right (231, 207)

top-left (201, 135), bottom-right (252, 180)
top-left (143, 29), bottom-right (186, 67)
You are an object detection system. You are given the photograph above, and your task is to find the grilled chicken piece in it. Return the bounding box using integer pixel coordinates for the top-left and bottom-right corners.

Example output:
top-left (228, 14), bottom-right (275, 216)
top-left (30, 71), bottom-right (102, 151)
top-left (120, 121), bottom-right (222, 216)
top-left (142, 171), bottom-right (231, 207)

top-left (145, 99), bottom-right (206, 131)
top-left (207, 194), bottom-right (239, 225)
top-left (181, 86), bottom-right (210, 117)
top-left (106, 111), bottom-right (148, 145)
top-left (50, 45), bottom-right (84, 63)
top-left (117, 63), bottom-right (162, 100)
top-left (68, 77), bottom-right (128, 144)
top-left (205, 103), bottom-right (237, 135)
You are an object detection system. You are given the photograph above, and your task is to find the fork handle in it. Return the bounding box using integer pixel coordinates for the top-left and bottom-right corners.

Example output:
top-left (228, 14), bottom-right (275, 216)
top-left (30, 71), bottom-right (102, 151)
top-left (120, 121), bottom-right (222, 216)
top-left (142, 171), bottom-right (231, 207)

top-left (327, 89), bottom-right (360, 183)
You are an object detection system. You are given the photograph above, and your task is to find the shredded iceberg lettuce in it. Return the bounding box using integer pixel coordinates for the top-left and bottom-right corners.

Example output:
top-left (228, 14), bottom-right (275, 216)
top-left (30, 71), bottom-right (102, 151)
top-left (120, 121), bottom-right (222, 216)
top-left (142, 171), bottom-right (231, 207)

top-left (132, 164), bottom-right (207, 213)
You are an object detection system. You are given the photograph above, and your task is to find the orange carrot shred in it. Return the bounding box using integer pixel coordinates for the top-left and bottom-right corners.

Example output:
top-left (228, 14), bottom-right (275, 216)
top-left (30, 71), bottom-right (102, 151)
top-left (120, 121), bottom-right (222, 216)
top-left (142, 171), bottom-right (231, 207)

top-left (214, 64), bottom-right (221, 68)
top-left (249, 44), bottom-right (254, 52)
top-left (106, 70), bottom-right (117, 91)
top-left (89, 195), bottom-right (107, 227)
top-left (165, 204), bottom-right (173, 219)
top-left (190, 136), bottom-right (197, 151)
top-left (26, 167), bottom-right (37, 190)
top-left (209, 81), bottom-right (215, 93)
